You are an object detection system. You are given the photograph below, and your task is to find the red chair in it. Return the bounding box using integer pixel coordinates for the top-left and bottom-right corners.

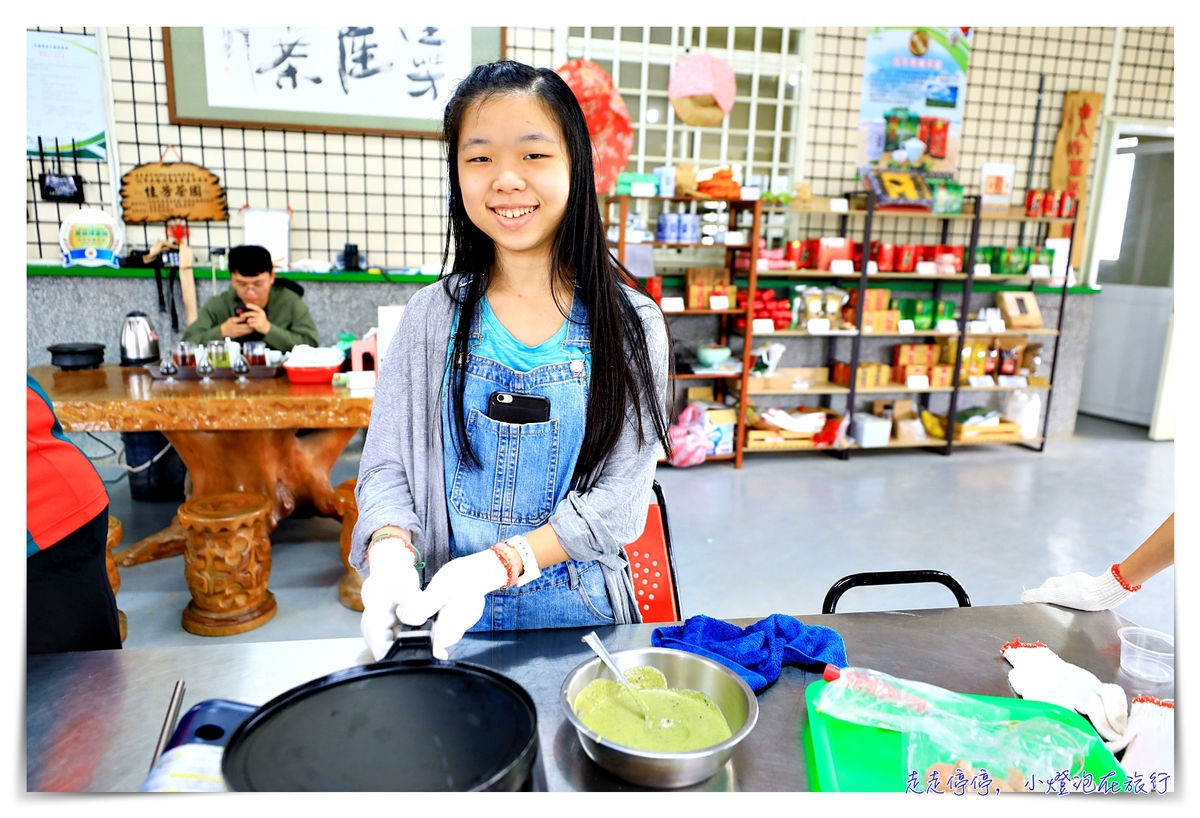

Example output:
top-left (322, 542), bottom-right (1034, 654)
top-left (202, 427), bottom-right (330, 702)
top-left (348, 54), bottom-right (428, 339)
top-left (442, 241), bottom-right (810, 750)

top-left (624, 481), bottom-right (682, 623)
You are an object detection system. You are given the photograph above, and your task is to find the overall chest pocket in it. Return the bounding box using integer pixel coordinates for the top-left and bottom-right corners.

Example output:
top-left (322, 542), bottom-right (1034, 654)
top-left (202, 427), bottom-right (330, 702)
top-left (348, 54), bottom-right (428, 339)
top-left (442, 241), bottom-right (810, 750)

top-left (450, 408), bottom-right (561, 525)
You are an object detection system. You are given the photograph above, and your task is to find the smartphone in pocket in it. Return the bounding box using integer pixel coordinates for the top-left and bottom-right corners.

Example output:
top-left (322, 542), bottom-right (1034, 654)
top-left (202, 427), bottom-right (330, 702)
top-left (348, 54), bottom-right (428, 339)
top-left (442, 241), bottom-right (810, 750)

top-left (487, 392), bottom-right (551, 424)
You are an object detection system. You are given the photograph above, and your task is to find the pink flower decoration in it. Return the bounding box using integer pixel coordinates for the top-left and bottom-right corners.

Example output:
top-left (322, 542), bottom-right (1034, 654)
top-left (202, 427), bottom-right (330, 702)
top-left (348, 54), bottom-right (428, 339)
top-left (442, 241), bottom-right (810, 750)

top-left (668, 53), bottom-right (737, 114)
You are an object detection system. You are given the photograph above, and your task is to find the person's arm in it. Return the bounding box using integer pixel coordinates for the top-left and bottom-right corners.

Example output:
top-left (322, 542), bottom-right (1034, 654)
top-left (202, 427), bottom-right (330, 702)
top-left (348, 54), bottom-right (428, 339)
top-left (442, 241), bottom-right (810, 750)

top-left (180, 296), bottom-right (230, 345)
top-left (1118, 514), bottom-right (1173, 586)
top-left (262, 296), bottom-right (320, 351)
top-left (350, 294), bottom-right (430, 575)
top-left (1021, 513), bottom-right (1174, 610)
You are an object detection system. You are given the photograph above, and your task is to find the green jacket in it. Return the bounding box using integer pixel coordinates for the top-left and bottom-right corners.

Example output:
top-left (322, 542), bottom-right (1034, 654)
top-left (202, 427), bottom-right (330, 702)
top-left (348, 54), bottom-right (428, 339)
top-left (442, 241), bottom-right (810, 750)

top-left (182, 284), bottom-right (319, 351)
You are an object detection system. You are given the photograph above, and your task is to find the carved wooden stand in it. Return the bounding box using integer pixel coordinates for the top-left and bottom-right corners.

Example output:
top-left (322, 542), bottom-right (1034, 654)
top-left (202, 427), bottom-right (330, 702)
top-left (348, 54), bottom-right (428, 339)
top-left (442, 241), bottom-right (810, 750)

top-left (334, 479), bottom-right (364, 611)
top-left (115, 428), bottom-right (359, 567)
top-left (178, 492), bottom-right (276, 636)
top-left (105, 515), bottom-right (127, 643)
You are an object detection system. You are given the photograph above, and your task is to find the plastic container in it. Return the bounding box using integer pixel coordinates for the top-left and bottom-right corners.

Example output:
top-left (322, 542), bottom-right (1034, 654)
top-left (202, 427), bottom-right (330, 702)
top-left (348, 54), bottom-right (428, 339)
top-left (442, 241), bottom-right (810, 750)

top-left (283, 364), bottom-right (341, 384)
top-left (1117, 627), bottom-right (1174, 683)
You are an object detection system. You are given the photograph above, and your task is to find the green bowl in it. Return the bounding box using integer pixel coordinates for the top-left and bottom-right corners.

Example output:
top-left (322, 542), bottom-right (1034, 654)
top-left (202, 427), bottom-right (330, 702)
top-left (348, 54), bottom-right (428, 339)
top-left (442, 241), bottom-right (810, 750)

top-left (697, 346), bottom-right (732, 367)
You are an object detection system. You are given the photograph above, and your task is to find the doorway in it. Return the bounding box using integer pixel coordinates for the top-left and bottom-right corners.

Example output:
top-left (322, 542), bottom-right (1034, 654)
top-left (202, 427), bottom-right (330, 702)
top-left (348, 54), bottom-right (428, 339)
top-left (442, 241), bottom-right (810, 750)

top-left (1078, 123), bottom-right (1174, 435)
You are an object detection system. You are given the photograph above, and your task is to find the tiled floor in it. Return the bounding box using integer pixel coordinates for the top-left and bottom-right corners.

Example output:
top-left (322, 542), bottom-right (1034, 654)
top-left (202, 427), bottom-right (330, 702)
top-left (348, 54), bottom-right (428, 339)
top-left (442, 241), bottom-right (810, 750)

top-left (103, 414), bottom-right (1173, 649)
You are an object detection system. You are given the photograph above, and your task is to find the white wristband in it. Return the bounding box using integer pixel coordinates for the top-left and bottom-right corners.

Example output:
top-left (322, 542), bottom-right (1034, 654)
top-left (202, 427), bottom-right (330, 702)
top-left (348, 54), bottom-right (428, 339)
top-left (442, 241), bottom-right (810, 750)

top-left (506, 535), bottom-right (541, 587)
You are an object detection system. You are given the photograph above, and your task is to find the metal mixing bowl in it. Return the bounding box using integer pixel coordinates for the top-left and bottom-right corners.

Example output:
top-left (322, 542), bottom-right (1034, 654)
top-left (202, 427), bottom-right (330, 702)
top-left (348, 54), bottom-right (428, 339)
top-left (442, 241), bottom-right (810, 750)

top-left (560, 647), bottom-right (758, 788)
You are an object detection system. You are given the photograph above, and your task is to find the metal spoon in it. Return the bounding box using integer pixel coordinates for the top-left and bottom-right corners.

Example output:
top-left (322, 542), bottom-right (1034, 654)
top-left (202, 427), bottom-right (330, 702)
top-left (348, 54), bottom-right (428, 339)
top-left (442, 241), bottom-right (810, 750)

top-left (581, 631), bottom-right (655, 729)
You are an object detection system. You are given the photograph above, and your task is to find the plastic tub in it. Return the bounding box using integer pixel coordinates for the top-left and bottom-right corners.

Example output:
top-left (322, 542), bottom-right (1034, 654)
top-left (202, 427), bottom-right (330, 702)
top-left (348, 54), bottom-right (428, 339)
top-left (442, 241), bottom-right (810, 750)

top-left (283, 364), bottom-right (341, 384)
top-left (1117, 627), bottom-right (1174, 683)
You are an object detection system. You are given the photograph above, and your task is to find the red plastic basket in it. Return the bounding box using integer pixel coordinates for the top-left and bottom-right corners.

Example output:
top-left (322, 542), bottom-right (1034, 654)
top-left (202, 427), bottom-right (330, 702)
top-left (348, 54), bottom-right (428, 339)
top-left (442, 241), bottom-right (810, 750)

top-left (283, 364), bottom-right (341, 384)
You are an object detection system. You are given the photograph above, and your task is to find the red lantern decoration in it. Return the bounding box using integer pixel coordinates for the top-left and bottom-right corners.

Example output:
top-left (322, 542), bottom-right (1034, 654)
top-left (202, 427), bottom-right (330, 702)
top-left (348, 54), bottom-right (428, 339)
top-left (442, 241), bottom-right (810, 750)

top-left (556, 59), bottom-right (633, 195)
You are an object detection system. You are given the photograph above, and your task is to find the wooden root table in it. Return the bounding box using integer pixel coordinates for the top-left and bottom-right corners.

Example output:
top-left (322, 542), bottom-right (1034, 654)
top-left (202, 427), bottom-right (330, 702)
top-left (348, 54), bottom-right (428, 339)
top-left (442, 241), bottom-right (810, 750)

top-left (27, 366), bottom-right (373, 566)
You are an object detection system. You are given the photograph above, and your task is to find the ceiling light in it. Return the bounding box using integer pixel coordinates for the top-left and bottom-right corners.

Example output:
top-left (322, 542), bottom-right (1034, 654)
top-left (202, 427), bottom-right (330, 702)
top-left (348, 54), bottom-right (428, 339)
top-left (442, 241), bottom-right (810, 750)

top-left (646, 108), bottom-right (660, 124)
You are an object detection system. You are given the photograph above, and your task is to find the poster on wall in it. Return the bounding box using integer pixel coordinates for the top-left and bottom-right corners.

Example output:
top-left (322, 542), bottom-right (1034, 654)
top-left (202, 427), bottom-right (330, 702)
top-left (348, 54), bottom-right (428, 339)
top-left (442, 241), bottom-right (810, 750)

top-left (27, 31), bottom-right (108, 160)
top-left (856, 27), bottom-right (972, 178)
top-left (202, 27), bottom-right (471, 120)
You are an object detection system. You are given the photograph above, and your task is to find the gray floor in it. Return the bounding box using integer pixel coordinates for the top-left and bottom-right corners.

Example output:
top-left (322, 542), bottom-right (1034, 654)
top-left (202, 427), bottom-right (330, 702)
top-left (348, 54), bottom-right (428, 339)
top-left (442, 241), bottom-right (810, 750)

top-left (100, 414), bottom-right (1173, 650)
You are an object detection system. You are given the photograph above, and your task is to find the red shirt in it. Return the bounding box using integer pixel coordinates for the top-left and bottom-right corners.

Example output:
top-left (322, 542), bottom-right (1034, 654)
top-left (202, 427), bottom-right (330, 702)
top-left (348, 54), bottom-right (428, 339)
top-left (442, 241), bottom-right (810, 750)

top-left (27, 376), bottom-right (108, 554)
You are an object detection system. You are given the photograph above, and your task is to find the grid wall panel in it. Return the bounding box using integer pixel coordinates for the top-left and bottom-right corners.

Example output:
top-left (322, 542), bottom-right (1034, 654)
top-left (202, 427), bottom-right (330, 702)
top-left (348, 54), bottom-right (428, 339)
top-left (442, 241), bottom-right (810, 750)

top-left (28, 27), bottom-right (1173, 267)
top-left (29, 26), bottom-right (449, 268)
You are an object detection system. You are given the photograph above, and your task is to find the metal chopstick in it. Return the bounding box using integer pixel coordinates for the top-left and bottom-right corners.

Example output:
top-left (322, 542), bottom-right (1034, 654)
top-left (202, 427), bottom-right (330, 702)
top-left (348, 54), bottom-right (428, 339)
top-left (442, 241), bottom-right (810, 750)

top-left (149, 680), bottom-right (187, 773)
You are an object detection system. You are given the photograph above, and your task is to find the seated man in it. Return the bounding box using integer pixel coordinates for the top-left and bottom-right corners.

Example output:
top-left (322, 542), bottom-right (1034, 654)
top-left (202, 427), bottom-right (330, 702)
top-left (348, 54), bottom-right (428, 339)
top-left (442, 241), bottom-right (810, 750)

top-left (182, 245), bottom-right (319, 351)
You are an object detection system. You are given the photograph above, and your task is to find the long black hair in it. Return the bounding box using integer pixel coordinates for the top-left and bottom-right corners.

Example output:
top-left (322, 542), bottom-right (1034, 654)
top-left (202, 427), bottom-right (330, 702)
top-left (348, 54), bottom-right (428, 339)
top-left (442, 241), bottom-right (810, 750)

top-left (440, 60), bottom-right (673, 490)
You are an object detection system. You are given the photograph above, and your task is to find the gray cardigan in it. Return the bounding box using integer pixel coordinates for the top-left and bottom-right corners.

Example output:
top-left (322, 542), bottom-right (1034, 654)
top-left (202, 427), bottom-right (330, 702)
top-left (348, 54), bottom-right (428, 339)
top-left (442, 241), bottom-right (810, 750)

top-left (351, 275), bottom-right (670, 625)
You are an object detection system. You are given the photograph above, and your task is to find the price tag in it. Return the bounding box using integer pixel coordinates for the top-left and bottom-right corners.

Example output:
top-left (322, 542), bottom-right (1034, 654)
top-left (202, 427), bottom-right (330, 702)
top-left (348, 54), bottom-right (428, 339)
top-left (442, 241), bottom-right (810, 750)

top-left (829, 198), bottom-right (850, 213)
top-left (709, 295), bottom-right (730, 310)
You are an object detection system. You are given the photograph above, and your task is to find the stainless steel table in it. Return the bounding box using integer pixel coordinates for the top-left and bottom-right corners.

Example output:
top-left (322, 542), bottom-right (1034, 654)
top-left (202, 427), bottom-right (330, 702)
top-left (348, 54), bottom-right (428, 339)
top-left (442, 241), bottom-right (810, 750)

top-left (27, 604), bottom-right (1169, 792)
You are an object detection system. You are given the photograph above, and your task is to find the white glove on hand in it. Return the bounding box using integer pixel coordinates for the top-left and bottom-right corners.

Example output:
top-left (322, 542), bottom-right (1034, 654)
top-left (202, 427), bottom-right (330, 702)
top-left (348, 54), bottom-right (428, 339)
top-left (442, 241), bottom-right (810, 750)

top-left (1002, 640), bottom-right (1128, 741)
top-left (1108, 696), bottom-right (1173, 790)
top-left (359, 539), bottom-right (424, 662)
top-left (1021, 565), bottom-right (1135, 611)
top-left (407, 549), bottom-right (509, 660)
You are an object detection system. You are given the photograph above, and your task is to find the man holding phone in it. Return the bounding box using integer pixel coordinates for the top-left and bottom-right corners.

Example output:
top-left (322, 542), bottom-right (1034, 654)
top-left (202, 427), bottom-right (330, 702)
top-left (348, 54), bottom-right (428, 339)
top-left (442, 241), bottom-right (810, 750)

top-left (182, 245), bottom-right (319, 352)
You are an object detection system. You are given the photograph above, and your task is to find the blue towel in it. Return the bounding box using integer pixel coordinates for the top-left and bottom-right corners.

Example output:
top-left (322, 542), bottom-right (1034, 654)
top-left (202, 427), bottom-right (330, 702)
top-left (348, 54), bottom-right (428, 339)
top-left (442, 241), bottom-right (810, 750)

top-left (650, 614), bottom-right (848, 692)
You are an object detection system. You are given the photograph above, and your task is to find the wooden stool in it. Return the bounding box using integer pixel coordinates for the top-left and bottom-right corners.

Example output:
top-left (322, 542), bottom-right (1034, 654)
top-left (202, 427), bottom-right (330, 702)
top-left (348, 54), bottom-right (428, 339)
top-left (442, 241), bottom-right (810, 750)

top-left (105, 515), bottom-right (127, 643)
top-left (334, 479), bottom-right (364, 611)
top-left (178, 493), bottom-right (276, 636)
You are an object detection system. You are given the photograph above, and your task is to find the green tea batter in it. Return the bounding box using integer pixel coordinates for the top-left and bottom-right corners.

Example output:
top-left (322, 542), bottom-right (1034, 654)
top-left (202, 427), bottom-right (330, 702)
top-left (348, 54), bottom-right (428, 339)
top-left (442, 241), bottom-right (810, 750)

top-left (572, 666), bottom-right (733, 752)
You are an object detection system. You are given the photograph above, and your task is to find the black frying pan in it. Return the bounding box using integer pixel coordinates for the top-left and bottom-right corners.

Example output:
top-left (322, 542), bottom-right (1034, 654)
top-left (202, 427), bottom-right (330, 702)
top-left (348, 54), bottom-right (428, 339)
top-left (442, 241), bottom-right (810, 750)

top-left (221, 626), bottom-right (538, 791)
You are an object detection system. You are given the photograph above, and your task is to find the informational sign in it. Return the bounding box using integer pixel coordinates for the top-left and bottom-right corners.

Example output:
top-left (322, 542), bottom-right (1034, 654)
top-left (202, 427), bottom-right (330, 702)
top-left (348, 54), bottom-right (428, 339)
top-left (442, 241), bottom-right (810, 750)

top-left (202, 27), bottom-right (470, 120)
top-left (59, 208), bottom-right (123, 268)
top-left (120, 162), bottom-right (229, 223)
top-left (1049, 91), bottom-right (1104, 268)
top-left (27, 31), bottom-right (108, 160)
top-left (241, 208), bottom-right (292, 271)
top-left (856, 27), bottom-right (972, 177)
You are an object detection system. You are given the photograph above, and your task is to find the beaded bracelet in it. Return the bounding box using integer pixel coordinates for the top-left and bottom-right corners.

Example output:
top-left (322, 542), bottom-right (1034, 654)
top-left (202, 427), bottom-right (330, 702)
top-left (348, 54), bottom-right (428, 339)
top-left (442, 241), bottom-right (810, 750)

top-left (369, 531), bottom-right (426, 570)
top-left (490, 544), bottom-right (520, 588)
top-left (1110, 563), bottom-right (1142, 593)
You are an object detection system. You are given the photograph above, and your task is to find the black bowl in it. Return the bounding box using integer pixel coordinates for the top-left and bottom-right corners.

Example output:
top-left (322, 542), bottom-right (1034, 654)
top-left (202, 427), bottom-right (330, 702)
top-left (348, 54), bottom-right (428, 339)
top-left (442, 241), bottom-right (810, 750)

top-left (48, 343), bottom-right (106, 370)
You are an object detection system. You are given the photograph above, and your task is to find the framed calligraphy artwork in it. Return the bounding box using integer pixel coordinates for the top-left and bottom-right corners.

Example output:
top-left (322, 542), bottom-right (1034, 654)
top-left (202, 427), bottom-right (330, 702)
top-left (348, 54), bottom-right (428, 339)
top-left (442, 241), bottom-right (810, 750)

top-left (163, 27), bottom-right (503, 137)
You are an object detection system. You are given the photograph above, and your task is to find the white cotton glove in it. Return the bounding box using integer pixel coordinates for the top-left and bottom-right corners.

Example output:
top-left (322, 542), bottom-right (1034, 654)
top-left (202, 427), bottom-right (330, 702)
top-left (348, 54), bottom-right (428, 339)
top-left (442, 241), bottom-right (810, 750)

top-left (1021, 565), bottom-right (1136, 611)
top-left (1002, 641), bottom-right (1128, 741)
top-left (407, 549), bottom-right (509, 660)
top-left (1108, 697), bottom-right (1174, 790)
top-left (359, 539), bottom-right (424, 662)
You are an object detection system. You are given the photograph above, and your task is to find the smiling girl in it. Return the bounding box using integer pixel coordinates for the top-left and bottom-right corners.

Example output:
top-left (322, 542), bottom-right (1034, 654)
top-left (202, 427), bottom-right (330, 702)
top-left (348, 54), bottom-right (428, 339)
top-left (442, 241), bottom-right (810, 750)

top-left (351, 61), bottom-right (673, 660)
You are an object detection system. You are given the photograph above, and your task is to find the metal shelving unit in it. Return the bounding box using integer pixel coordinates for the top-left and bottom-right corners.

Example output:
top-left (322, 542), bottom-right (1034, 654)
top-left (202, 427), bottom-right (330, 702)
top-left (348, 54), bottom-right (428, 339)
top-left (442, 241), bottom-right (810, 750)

top-left (609, 191), bottom-right (1078, 467)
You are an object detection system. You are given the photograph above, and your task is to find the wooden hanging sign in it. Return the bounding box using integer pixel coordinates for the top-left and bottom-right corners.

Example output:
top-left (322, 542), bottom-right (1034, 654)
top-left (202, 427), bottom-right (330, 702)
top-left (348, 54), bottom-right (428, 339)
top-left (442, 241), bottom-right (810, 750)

top-left (120, 161), bottom-right (228, 223)
top-left (1048, 91), bottom-right (1103, 269)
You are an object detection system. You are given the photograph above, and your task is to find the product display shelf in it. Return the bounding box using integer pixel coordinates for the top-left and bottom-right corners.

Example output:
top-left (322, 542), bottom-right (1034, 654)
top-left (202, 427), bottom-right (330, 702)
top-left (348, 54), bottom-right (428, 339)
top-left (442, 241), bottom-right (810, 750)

top-left (733, 187), bottom-right (1079, 464)
top-left (742, 439), bottom-right (818, 453)
top-left (960, 384), bottom-right (1052, 393)
top-left (745, 385), bottom-right (851, 396)
top-left (613, 187), bottom-right (1075, 468)
top-left (854, 386), bottom-right (955, 395)
top-left (607, 240), bottom-right (752, 250)
top-left (607, 195), bottom-right (764, 466)
top-left (675, 372), bottom-right (741, 380)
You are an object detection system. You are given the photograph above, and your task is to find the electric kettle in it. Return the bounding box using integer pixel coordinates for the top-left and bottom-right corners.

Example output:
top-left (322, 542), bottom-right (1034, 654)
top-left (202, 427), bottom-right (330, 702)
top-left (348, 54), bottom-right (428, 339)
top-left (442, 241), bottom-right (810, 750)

top-left (119, 311), bottom-right (161, 366)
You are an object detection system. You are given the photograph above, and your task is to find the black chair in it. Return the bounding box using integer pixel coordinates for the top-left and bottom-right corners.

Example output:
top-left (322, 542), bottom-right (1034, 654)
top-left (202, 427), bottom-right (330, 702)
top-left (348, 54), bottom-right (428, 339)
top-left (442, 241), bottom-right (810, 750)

top-left (822, 570), bottom-right (972, 615)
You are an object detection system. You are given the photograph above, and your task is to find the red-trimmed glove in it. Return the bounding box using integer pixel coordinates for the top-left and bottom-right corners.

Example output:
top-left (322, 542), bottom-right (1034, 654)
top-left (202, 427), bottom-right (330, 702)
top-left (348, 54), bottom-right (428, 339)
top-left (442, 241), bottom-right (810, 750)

top-left (1020, 564), bottom-right (1139, 611)
top-left (1002, 639), bottom-right (1128, 741)
top-left (1108, 696), bottom-right (1174, 791)
top-left (359, 539), bottom-right (424, 662)
top-left (406, 549), bottom-right (510, 660)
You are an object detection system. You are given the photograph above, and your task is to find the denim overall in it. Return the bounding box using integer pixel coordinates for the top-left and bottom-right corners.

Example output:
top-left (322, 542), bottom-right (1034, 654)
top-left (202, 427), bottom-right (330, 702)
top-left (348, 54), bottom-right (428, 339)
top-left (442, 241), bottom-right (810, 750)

top-left (442, 292), bottom-right (615, 631)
